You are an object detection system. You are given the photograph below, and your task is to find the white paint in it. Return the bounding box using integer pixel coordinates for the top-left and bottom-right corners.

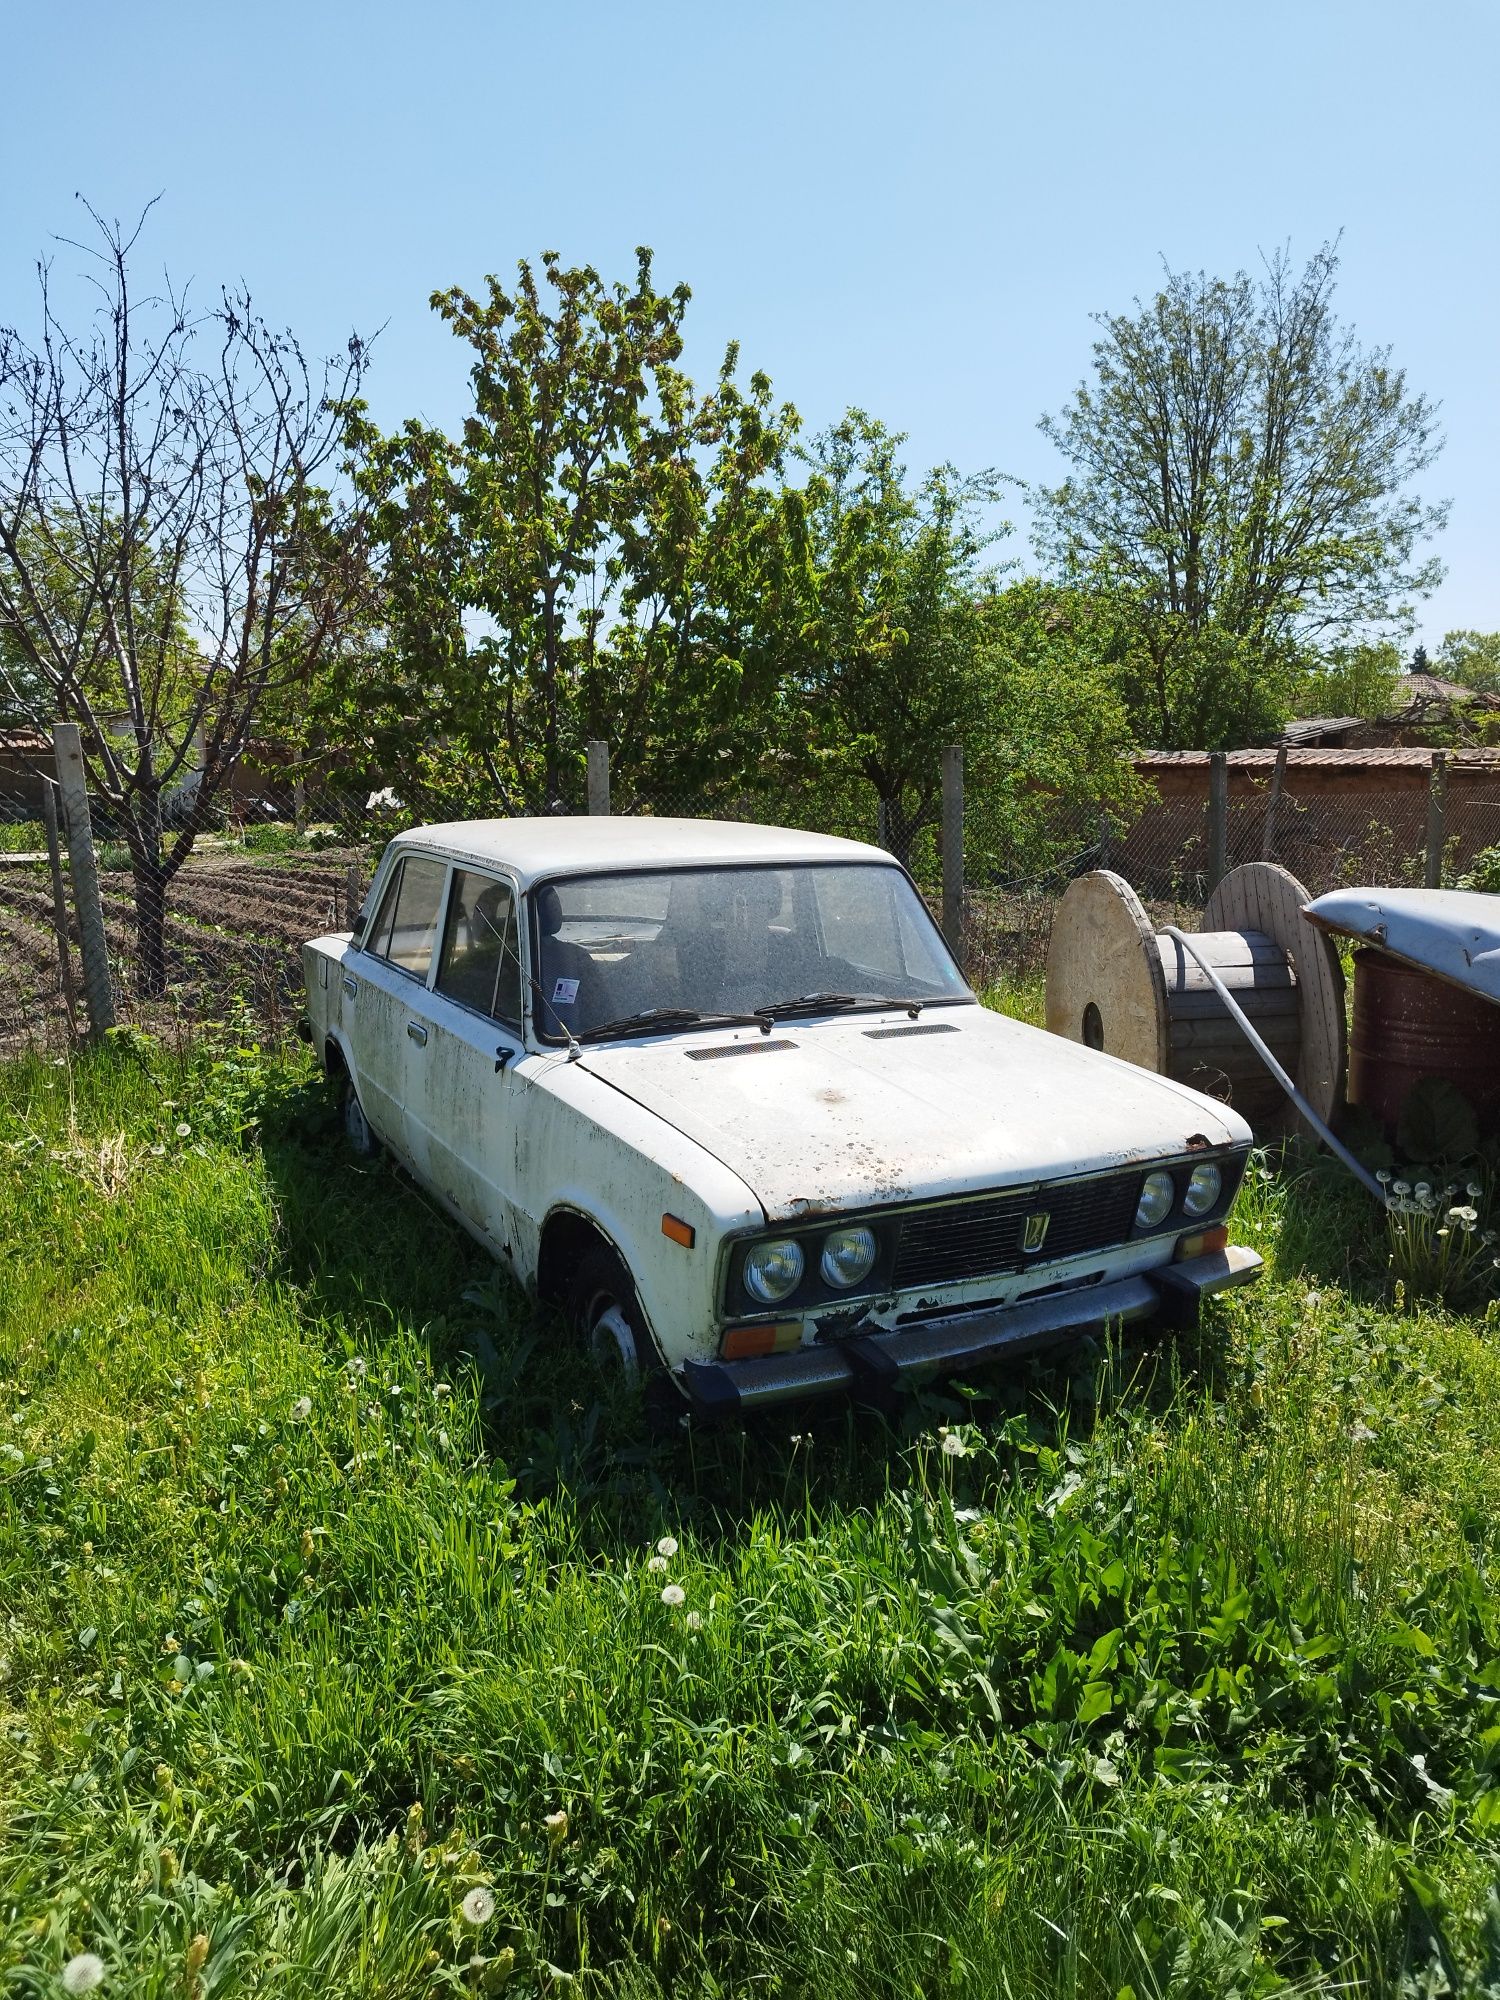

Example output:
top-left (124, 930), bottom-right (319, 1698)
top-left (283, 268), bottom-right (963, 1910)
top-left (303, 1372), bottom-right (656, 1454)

top-left (301, 818), bottom-right (1258, 1389)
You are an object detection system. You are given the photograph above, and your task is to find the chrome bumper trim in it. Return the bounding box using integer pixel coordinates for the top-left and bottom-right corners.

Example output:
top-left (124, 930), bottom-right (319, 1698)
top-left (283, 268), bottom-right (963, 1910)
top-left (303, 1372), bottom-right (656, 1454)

top-left (682, 1246), bottom-right (1263, 1415)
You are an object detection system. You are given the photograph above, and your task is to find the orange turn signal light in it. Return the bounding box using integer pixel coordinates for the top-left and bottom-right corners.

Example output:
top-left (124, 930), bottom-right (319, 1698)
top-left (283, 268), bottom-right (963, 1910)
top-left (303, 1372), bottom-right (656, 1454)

top-left (661, 1213), bottom-right (695, 1248)
top-left (1176, 1223), bottom-right (1229, 1260)
top-left (720, 1321), bottom-right (801, 1361)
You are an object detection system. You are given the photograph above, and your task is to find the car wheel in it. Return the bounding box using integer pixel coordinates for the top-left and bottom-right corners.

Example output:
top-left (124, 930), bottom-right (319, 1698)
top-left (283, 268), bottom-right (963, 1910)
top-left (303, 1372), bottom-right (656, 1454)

top-left (567, 1247), bottom-right (645, 1380)
top-left (566, 1246), bottom-right (681, 1426)
top-left (341, 1075), bottom-right (379, 1159)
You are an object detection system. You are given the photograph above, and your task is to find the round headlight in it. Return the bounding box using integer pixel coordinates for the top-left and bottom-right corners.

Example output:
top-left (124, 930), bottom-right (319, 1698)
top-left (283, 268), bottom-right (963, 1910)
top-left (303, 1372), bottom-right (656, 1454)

top-left (743, 1237), bottom-right (805, 1304)
top-left (820, 1225), bottom-right (878, 1289)
top-left (1136, 1170), bottom-right (1176, 1228)
top-left (1183, 1161), bottom-right (1222, 1216)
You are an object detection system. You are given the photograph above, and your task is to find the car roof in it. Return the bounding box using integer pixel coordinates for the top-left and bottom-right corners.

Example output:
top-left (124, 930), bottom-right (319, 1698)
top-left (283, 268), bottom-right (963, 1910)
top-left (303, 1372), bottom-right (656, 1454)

top-left (392, 815), bottom-right (892, 889)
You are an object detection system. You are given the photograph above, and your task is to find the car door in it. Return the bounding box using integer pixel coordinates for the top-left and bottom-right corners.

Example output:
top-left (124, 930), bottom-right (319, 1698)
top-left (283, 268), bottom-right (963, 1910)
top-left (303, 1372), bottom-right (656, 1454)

top-left (405, 866), bottom-right (526, 1261)
top-left (346, 850), bottom-right (450, 1165)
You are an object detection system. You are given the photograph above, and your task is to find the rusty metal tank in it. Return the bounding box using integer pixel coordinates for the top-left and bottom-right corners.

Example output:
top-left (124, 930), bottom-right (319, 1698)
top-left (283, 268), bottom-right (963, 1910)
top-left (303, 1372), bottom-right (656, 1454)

top-left (1348, 947), bottom-right (1500, 1134)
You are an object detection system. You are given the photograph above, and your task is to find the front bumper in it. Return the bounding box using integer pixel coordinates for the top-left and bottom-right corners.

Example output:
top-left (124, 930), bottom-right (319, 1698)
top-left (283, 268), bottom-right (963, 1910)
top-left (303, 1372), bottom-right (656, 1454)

top-left (680, 1245), bottom-right (1262, 1416)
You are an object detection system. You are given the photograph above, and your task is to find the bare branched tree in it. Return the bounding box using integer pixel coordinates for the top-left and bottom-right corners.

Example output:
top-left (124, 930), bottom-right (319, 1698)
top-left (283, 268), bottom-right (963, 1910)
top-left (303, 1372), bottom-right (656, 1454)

top-left (0, 199), bottom-right (371, 990)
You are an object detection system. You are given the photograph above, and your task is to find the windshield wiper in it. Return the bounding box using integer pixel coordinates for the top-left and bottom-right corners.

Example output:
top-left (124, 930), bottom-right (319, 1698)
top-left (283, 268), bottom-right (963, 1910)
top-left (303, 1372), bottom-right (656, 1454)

top-left (754, 992), bottom-right (925, 1023)
top-left (576, 1007), bottom-right (764, 1045)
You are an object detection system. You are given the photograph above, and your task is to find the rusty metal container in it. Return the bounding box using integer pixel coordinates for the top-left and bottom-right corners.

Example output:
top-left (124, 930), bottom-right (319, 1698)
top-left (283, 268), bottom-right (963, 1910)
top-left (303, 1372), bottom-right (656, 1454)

top-left (1348, 947), bottom-right (1500, 1134)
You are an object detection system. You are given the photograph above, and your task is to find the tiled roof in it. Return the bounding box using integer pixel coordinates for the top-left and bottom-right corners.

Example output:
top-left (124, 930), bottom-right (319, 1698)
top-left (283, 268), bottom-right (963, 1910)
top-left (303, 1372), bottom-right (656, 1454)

top-left (1135, 747), bottom-right (1500, 770)
top-left (0, 729), bottom-right (52, 753)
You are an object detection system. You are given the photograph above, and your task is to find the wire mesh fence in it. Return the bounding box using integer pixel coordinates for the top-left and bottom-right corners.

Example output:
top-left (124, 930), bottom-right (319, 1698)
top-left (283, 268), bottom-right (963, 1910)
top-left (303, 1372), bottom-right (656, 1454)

top-left (4, 737), bottom-right (1498, 1054)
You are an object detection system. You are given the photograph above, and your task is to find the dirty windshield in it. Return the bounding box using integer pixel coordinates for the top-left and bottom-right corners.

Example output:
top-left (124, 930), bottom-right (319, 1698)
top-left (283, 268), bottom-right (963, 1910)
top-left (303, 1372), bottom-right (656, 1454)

top-left (532, 863), bottom-right (970, 1041)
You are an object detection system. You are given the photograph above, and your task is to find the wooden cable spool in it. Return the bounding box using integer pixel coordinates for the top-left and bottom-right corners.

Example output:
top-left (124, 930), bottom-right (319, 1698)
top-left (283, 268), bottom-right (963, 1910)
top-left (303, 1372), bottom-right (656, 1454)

top-left (1044, 862), bottom-right (1346, 1134)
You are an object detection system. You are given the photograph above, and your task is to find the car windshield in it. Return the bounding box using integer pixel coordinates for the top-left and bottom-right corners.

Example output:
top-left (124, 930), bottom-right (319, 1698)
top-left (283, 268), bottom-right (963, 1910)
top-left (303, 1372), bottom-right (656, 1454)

top-left (530, 862), bottom-right (970, 1041)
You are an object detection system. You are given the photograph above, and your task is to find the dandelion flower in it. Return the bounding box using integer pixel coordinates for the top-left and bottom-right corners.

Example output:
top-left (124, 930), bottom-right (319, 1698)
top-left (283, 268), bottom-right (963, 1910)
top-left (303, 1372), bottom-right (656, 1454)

top-left (656, 1535), bottom-right (679, 1557)
top-left (646, 1555), bottom-right (668, 1573)
top-left (62, 1955), bottom-right (105, 1995)
top-left (940, 1432), bottom-right (967, 1458)
top-left (289, 1396), bottom-right (312, 1421)
top-left (432, 1382), bottom-right (452, 1400)
top-left (686, 1610), bottom-right (703, 1631)
top-left (544, 1809), bottom-right (569, 1847)
top-left (175, 1121), bottom-right (191, 1138)
top-left (461, 1885), bottom-right (496, 1926)
top-left (660, 1583), bottom-right (686, 1608)
top-left (345, 1356), bottom-right (367, 1379)
top-left (1468, 1181), bottom-right (1483, 1200)
top-left (1392, 1180), bottom-right (1411, 1197)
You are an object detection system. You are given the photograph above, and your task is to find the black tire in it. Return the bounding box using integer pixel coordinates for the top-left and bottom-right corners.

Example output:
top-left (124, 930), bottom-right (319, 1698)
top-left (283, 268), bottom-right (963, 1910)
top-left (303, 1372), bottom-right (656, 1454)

top-left (565, 1246), bottom-right (683, 1427)
top-left (340, 1073), bottom-right (380, 1160)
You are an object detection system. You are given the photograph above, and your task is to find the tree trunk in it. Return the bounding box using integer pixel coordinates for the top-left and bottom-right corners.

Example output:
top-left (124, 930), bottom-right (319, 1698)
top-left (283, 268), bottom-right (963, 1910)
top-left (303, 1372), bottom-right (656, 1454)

top-left (126, 785), bottom-right (169, 996)
top-left (133, 859), bottom-right (168, 997)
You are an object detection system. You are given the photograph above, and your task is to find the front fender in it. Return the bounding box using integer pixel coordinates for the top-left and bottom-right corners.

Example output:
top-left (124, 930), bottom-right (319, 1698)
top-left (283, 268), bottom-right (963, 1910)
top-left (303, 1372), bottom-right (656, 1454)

top-left (512, 1055), bottom-right (764, 1367)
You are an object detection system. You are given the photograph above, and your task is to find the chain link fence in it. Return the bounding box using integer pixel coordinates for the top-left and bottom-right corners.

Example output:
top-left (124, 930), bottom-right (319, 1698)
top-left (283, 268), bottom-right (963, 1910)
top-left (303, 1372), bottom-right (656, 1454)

top-left (4, 738), bottom-right (1498, 1053)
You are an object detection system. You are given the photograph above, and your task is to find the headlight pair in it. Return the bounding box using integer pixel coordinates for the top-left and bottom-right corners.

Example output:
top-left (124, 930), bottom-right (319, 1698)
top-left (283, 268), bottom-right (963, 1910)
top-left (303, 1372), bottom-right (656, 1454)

top-left (743, 1224), bottom-right (878, 1304)
top-left (1135, 1161), bottom-right (1222, 1230)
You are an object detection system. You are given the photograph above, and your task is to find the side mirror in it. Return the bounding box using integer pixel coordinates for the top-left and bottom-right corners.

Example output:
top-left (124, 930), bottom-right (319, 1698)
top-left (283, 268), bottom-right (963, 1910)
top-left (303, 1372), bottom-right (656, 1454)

top-left (350, 911), bottom-right (367, 940)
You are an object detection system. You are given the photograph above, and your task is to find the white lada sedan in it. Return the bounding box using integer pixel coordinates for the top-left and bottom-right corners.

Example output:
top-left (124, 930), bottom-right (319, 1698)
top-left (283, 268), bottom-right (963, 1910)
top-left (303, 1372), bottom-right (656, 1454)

top-left (300, 818), bottom-right (1261, 1415)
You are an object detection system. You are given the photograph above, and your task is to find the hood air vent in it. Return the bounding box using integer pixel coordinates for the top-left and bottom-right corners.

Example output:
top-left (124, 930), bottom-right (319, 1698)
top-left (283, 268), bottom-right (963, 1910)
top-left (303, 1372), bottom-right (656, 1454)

top-left (684, 1038), bottom-right (798, 1061)
top-left (863, 1021), bottom-right (961, 1040)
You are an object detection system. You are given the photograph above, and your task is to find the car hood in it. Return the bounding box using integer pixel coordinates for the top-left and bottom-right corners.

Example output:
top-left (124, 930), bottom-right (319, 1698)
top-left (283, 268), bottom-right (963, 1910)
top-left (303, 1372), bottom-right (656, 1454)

top-left (576, 1004), bottom-right (1249, 1222)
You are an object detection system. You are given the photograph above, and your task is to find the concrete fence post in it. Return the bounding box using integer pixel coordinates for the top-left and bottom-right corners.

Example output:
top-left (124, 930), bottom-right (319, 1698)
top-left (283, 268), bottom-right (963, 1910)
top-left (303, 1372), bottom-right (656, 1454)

top-left (586, 740), bottom-right (611, 815)
top-left (1207, 751), bottom-right (1229, 894)
top-left (941, 744), bottom-right (965, 972)
top-left (1261, 743), bottom-right (1288, 863)
top-left (1425, 750), bottom-right (1449, 889)
top-left (40, 778), bottom-right (79, 1036)
top-left (52, 722), bottom-right (117, 1036)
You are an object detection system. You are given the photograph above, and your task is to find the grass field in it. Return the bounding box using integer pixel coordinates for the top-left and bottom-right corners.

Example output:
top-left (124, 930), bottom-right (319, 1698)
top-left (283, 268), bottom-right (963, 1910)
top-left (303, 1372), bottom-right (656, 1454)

top-left (2, 1017), bottom-right (1500, 1997)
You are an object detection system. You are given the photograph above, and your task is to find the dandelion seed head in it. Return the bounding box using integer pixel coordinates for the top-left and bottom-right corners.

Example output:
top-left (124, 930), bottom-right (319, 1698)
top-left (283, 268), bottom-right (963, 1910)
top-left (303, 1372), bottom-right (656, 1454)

top-left (940, 1432), bottom-right (967, 1458)
top-left (62, 1955), bottom-right (105, 1995)
top-left (646, 1554), bottom-right (668, 1573)
top-left (655, 1535), bottom-right (679, 1557)
top-left (686, 1610), bottom-right (703, 1630)
top-left (544, 1809), bottom-right (569, 1846)
top-left (289, 1395), bottom-right (312, 1421)
top-left (660, 1583), bottom-right (686, 1607)
top-left (461, 1885), bottom-right (495, 1926)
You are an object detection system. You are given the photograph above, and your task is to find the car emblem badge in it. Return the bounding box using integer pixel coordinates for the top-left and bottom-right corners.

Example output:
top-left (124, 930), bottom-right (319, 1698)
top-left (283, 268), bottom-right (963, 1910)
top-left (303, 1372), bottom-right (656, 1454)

top-left (1022, 1211), bottom-right (1050, 1254)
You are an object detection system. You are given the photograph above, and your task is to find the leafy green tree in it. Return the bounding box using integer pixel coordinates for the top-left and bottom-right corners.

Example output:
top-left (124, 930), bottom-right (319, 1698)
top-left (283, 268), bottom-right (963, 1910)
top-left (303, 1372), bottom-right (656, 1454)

top-left (346, 249), bottom-right (795, 813)
top-left (1291, 640), bottom-right (1403, 720)
top-left (752, 411), bottom-right (1004, 862)
top-left (1033, 243), bottom-right (1446, 748)
top-left (1435, 629), bottom-right (1500, 695)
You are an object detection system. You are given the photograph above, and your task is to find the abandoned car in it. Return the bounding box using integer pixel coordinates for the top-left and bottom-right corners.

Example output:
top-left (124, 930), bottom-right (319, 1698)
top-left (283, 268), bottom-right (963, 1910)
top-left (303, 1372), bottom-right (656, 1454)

top-left (300, 818), bottom-right (1262, 1414)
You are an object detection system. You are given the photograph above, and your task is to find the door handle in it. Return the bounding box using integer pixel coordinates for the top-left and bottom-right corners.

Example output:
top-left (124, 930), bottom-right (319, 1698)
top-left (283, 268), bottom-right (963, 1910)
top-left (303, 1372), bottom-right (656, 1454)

top-left (406, 1022), bottom-right (428, 1045)
top-left (342, 975), bottom-right (358, 998)
top-left (495, 1045), bottom-right (515, 1073)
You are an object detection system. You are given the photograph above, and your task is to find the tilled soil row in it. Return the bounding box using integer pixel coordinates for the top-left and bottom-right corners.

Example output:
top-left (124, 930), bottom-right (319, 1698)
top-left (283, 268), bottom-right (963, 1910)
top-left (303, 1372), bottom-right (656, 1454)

top-left (167, 878), bottom-right (340, 942)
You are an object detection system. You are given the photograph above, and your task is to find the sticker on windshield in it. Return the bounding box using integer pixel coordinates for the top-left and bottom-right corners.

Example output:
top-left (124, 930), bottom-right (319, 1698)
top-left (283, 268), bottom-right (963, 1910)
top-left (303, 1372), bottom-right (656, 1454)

top-left (551, 977), bottom-right (580, 1006)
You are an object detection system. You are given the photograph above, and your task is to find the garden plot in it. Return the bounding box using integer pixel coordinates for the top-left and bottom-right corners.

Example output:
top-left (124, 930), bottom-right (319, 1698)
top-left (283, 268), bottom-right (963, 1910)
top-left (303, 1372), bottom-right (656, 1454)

top-left (0, 850), bottom-right (367, 1047)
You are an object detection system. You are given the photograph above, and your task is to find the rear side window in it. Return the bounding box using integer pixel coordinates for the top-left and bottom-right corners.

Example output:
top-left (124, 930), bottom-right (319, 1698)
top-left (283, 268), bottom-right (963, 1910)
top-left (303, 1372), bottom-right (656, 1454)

top-left (435, 870), bottom-right (522, 1025)
top-left (366, 854), bottom-right (448, 980)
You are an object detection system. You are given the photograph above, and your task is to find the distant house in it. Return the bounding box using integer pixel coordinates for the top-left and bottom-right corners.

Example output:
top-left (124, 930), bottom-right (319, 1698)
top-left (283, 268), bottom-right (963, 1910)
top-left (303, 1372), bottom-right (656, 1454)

top-left (1123, 745), bottom-right (1500, 894)
top-left (0, 729), bottom-right (54, 812)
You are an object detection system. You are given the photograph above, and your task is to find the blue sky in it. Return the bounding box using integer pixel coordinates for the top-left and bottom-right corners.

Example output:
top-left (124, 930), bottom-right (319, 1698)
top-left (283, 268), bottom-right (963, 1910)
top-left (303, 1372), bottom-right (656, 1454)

top-left (4, 0), bottom-right (1496, 644)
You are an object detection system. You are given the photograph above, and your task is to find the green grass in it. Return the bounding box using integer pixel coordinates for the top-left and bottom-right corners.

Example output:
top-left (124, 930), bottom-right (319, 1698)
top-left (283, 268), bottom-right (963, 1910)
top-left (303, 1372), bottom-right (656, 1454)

top-left (2, 1029), bottom-right (1500, 1996)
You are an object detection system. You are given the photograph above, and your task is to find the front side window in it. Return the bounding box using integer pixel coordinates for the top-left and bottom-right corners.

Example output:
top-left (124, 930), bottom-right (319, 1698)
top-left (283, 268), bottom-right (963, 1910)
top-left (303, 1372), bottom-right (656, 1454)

top-left (531, 862), bottom-right (970, 1041)
top-left (365, 854), bottom-right (448, 980)
top-left (435, 869), bottom-right (522, 1025)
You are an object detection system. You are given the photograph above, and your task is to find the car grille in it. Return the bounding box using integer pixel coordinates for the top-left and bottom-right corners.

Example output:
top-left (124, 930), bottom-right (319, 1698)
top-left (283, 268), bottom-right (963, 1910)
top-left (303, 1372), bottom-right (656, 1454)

top-left (891, 1174), bottom-right (1144, 1290)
